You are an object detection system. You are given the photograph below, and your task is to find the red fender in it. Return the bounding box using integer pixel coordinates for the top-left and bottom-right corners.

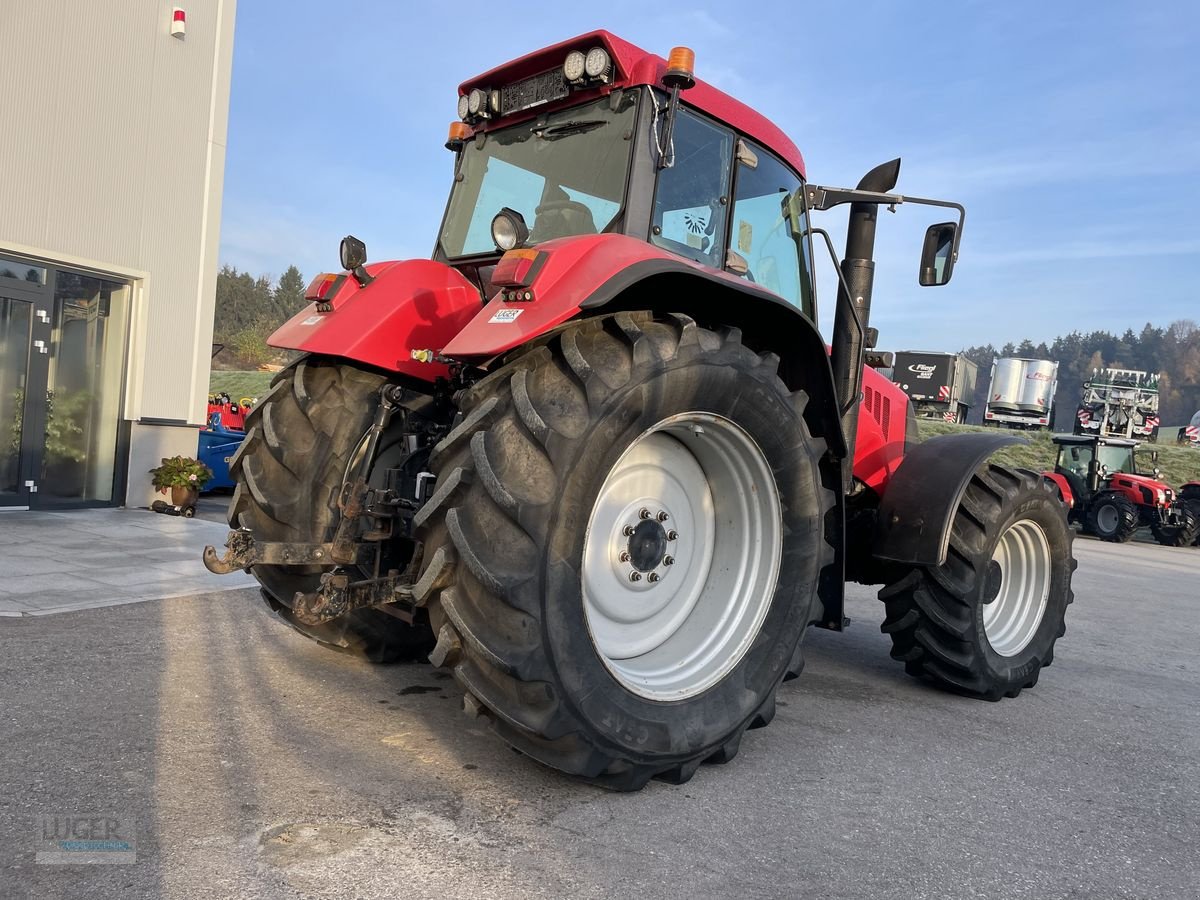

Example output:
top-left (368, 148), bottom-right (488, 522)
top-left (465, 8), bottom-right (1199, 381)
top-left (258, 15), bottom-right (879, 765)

top-left (1042, 471), bottom-right (1074, 509)
top-left (268, 259), bottom-right (483, 382)
top-left (441, 234), bottom-right (767, 359)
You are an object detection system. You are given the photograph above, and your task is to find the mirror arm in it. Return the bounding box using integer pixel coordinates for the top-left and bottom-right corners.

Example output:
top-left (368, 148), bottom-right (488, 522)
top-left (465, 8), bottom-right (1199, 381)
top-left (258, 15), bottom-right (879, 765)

top-left (806, 185), bottom-right (967, 263)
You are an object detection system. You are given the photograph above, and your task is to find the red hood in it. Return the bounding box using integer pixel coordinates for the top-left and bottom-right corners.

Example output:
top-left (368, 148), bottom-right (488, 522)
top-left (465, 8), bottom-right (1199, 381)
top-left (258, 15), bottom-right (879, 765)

top-left (1114, 473), bottom-right (1171, 492)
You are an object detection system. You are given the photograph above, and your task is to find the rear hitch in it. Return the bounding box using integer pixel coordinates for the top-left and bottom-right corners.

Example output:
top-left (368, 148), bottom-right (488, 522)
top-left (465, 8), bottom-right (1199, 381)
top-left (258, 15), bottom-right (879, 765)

top-left (202, 528), bottom-right (372, 574)
top-left (291, 569), bottom-right (417, 626)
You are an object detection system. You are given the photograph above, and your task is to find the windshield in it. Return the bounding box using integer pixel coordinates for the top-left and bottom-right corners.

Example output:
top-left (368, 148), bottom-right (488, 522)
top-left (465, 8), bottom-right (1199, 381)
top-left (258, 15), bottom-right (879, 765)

top-left (1061, 442), bottom-right (1135, 476)
top-left (439, 92), bottom-right (638, 258)
top-left (1099, 445), bottom-right (1135, 473)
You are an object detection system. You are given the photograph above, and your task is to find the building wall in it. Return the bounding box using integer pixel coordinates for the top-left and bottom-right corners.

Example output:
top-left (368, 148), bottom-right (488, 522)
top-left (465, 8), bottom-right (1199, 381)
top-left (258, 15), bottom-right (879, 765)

top-left (0, 1), bottom-right (236, 505)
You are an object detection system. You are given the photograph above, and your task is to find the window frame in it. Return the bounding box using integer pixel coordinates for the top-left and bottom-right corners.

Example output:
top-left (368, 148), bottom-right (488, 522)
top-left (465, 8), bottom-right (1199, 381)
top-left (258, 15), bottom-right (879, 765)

top-left (726, 138), bottom-right (817, 322)
top-left (646, 99), bottom-right (737, 268)
top-left (434, 91), bottom-right (643, 263)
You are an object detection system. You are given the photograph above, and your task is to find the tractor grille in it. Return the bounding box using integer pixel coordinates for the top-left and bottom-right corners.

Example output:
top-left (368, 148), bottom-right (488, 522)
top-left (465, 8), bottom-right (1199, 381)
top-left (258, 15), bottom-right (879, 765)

top-left (863, 386), bottom-right (892, 434)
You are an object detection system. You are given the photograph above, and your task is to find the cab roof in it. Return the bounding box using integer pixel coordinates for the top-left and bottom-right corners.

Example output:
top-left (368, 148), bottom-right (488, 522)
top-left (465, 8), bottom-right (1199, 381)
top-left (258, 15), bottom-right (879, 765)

top-left (458, 30), bottom-right (806, 178)
top-left (1052, 434), bottom-right (1139, 448)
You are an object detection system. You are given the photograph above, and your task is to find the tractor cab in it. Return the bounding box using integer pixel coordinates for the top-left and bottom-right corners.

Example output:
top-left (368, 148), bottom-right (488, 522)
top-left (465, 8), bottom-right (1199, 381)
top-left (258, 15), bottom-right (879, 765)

top-left (1052, 433), bottom-right (1141, 503)
top-left (436, 35), bottom-right (820, 319)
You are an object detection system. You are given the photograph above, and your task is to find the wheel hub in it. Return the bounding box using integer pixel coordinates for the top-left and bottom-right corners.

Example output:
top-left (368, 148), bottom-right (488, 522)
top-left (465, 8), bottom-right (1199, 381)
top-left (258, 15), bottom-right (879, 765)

top-left (982, 518), bottom-right (1052, 657)
top-left (624, 515), bottom-right (674, 575)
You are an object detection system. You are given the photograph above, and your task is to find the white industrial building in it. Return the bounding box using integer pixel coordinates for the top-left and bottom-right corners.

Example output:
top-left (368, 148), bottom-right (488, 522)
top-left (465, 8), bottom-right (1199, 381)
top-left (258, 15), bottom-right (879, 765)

top-left (0, 1), bottom-right (236, 510)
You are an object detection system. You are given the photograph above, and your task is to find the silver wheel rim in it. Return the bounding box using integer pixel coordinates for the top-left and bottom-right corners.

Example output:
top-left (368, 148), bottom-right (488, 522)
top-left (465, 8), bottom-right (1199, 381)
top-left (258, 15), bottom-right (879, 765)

top-left (1096, 504), bottom-right (1118, 533)
top-left (581, 412), bottom-right (783, 700)
top-left (983, 518), bottom-right (1052, 657)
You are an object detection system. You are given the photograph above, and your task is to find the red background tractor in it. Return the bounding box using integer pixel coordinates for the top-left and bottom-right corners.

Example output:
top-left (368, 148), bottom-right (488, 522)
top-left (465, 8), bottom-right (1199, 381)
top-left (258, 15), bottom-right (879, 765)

top-left (1045, 433), bottom-right (1200, 546)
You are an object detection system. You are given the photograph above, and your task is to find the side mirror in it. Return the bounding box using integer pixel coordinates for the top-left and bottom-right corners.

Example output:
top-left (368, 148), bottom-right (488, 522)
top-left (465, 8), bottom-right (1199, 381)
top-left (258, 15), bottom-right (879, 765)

top-left (919, 222), bottom-right (957, 286)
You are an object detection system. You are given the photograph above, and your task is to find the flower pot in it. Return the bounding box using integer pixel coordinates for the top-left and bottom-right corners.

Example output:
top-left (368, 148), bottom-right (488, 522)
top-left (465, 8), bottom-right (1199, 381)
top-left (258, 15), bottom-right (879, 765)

top-left (170, 486), bottom-right (199, 507)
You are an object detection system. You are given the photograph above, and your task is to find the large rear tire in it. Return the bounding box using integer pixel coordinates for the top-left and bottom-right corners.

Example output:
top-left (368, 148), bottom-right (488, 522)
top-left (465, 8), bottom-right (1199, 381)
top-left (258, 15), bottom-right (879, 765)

top-left (228, 357), bottom-right (434, 662)
top-left (414, 313), bottom-right (836, 789)
top-left (879, 465), bottom-right (1075, 700)
top-left (1086, 492), bottom-right (1138, 543)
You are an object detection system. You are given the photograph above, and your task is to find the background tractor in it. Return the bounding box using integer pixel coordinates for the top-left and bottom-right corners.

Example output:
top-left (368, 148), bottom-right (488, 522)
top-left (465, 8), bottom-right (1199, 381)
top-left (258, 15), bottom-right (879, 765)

top-left (205, 32), bottom-right (1078, 789)
top-left (1046, 433), bottom-right (1200, 546)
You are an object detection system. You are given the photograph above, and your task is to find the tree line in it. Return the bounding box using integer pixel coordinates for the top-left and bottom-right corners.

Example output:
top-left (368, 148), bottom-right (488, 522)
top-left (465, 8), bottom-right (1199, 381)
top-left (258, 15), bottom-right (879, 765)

top-left (960, 320), bottom-right (1200, 425)
top-left (211, 264), bottom-right (307, 367)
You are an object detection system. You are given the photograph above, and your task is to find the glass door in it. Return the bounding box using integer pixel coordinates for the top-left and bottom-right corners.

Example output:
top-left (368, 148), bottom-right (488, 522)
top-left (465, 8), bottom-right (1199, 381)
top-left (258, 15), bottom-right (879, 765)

top-left (36, 271), bottom-right (131, 506)
top-left (0, 291), bottom-right (51, 508)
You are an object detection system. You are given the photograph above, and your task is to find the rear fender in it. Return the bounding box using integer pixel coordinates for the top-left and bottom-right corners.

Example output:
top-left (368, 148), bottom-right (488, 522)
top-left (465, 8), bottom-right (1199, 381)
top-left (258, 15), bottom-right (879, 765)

top-left (442, 233), bottom-right (845, 456)
top-left (1042, 471), bottom-right (1074, 509)
top-left (873, 433), bottom-right (1025, 566)
top-left (268, 259), bottom-right (483, 382)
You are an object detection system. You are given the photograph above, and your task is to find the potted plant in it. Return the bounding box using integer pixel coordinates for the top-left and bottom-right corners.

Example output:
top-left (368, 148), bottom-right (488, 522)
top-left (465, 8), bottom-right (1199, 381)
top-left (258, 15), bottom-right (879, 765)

top-left (149, 455), bottom-right (213, 508)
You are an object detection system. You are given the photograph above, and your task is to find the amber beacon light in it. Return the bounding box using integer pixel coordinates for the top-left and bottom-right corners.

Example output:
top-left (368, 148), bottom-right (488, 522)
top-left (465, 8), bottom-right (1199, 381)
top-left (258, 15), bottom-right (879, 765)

top-left (663, 46), bottom-right (696, 89)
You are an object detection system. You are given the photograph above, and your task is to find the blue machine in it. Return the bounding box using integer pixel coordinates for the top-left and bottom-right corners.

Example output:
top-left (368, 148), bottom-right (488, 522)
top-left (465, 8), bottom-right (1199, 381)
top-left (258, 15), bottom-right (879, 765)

top-left (198, 414), bottom-right (246, 491)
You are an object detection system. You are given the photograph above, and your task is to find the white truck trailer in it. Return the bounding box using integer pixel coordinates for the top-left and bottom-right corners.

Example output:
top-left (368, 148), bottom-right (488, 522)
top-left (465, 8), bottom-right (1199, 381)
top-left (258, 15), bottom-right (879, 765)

top-left (891, 351), bottom-right (979, 424)
top-left (983, 357), bottom-right (1059, 430)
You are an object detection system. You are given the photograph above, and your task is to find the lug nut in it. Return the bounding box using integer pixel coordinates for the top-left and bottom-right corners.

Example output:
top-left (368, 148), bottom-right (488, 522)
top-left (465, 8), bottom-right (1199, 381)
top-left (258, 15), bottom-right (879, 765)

top-left (664, 556), bottom-right (675, 566)
top-left (648, 573), bottom-right (660, 583)
top-left (639, 508), bottom-right (652, 520)
top-left (666, 530), bottom-right (678, 541)
top-left (629, 572), bottom-right (642, 582)
top-left (618, 551), bottom-right (630, 562)
top-left (657, 511), bottom-right (669, 522)
top-left (622, 525), bottom-right (635, 536)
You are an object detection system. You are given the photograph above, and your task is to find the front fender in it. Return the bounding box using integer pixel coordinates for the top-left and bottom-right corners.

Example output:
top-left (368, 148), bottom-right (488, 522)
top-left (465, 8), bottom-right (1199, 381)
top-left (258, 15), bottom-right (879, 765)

top-left (873, 433), bottom-right (1026, 567)
top-left (268, 259), bottom-right (482, 381)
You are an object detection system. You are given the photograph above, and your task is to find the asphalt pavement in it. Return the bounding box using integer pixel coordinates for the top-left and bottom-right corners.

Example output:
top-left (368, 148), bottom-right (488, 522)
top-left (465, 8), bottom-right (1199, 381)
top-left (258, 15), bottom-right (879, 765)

top-left (1, 537), bottom-right (1197, 899)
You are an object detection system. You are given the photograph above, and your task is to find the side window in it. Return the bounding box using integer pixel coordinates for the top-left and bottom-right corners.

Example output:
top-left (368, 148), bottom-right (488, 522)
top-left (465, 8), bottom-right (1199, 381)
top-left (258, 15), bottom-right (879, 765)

top-left (651, 108), bottom-right (733, 267)
top-left (730, 142), bottom-right (813, 315)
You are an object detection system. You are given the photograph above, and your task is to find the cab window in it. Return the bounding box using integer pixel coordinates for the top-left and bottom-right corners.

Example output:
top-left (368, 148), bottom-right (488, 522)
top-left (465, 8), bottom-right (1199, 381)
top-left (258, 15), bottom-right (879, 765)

top-left (650, 107), bottom-right (733, 268)
top-left (730, 142), bottom-right (813, 316)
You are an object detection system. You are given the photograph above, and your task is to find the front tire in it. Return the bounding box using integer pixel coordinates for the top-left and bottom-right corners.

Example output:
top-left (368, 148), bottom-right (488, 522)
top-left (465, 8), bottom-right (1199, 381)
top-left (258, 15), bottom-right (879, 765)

top-left (1086, 492), bottom-right (1138, 542)
top-left (414, 313), bottom-right (836, 789)
top-left (1151, 502), bottom-right (1200, 547)
top-left (879, 465), bottom-right (1075, 700)
top-left (228, 357), bottom-right (433, 662)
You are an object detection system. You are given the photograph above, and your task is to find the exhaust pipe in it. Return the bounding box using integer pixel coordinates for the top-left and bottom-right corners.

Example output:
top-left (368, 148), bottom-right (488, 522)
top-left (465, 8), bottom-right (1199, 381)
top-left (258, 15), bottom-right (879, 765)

top-left (829, 158), bottom-right (901, 488)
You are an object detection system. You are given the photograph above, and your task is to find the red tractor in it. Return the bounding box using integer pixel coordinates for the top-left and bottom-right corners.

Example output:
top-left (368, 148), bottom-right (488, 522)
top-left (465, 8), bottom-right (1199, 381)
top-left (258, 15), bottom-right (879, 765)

top-left (1045, 434), bottom-right (1200, 546)
top-left (205, 33), bottom-right (1077, 789)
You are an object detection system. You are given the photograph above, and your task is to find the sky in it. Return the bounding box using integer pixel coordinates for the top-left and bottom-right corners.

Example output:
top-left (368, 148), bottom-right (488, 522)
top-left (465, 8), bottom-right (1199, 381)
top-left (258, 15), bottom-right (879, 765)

top-left (218, 1), bottom-right (1200, 352)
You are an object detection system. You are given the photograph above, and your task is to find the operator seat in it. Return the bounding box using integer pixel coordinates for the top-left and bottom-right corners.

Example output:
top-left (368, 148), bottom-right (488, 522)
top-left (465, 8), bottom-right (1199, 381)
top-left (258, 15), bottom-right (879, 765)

top-left (529, 186), bottom-right (597, 242)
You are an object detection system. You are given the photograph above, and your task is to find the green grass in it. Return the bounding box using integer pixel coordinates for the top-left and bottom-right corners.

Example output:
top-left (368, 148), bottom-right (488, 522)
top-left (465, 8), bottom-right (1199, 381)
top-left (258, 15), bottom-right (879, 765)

top-left (915, 420), bottom-right (1200, 487)
top-left (208, 370), bottom-right (274, 402)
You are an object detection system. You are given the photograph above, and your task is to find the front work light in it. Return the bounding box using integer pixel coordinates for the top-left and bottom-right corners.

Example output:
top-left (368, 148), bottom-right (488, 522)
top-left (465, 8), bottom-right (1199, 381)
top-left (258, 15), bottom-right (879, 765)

top-left (467, 88), bottom-right (488, 117)
top-left (584, 46), bottom-right (611, 80)
top-left (563, 50), bottom-right (586, 83)
top-left (457, 94), bottom-right (470, 120)
top-left (491, 208), bottom-right (529, 252)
